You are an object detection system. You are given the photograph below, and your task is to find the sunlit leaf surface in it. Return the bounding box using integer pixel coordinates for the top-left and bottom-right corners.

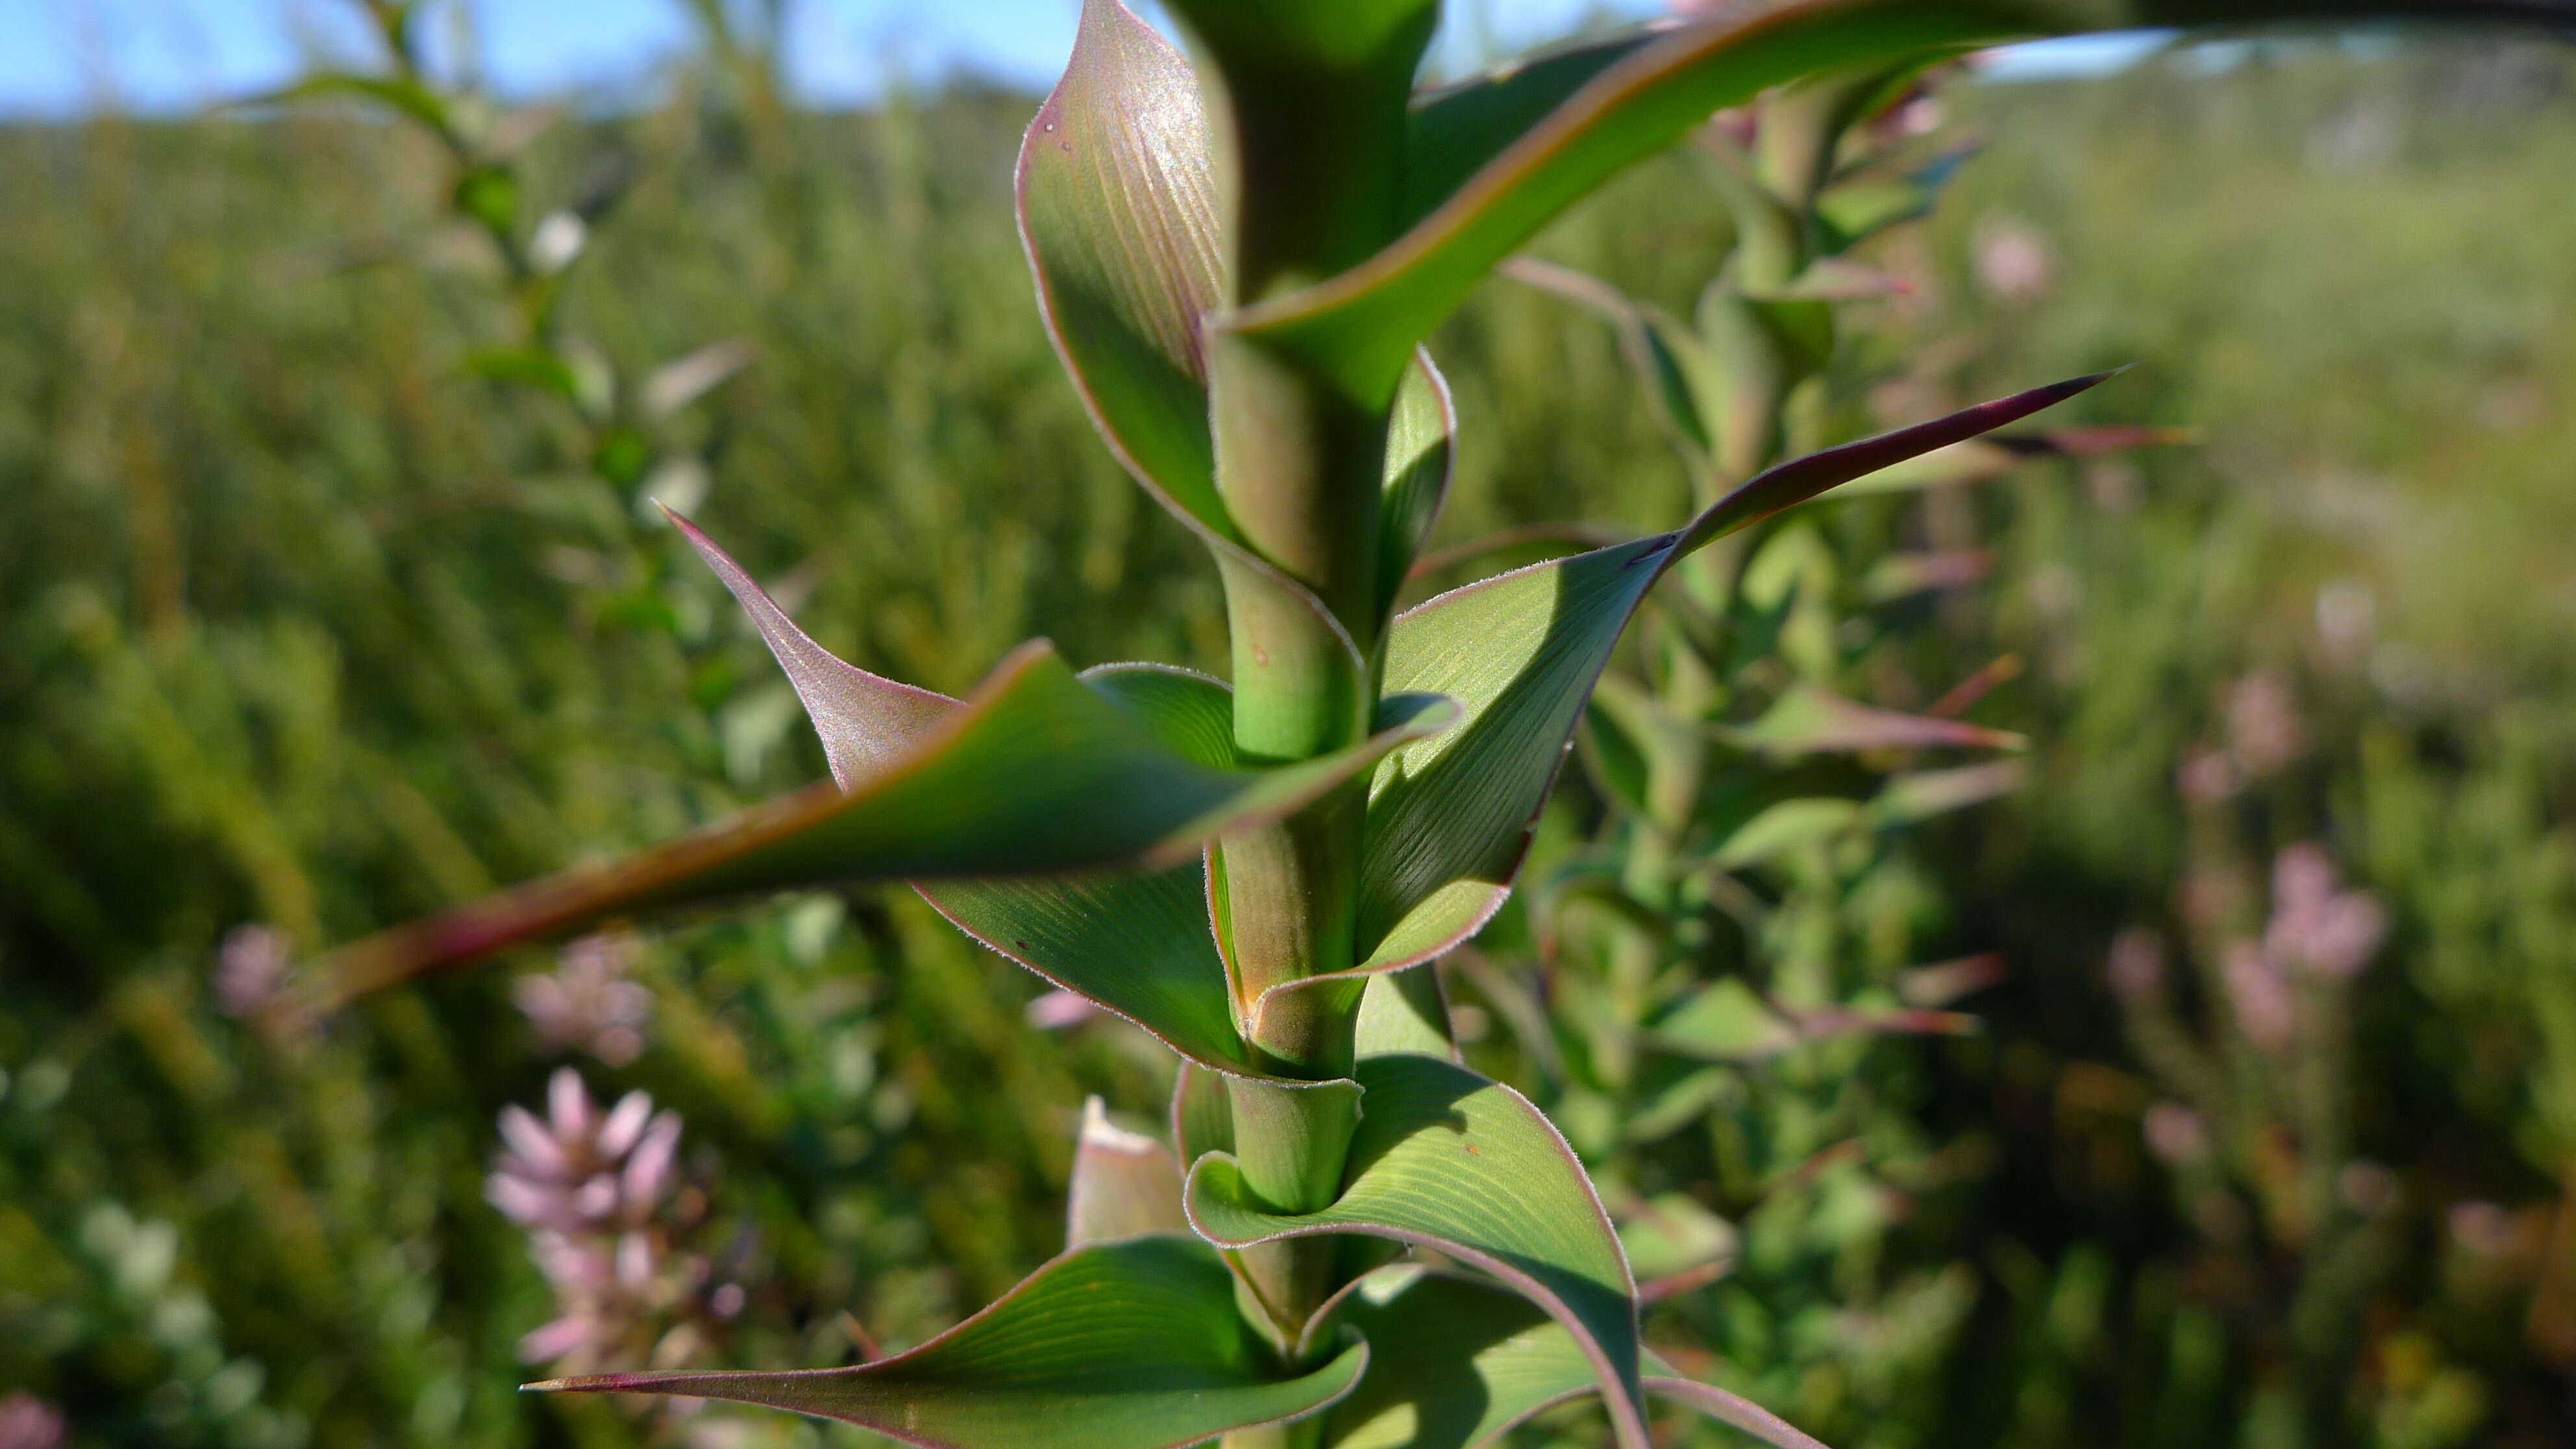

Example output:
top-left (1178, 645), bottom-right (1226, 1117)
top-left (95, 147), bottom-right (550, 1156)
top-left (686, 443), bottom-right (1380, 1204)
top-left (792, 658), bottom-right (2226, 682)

top-left (532, 1236), bottom-right (1367, 1449)
top-left (1186, 1054), bottom-right (1648, 1449)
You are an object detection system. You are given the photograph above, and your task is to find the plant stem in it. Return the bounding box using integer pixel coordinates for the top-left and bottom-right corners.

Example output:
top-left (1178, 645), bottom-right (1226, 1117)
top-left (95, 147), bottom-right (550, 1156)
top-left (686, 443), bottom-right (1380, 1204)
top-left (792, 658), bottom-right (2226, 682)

top-left (1187, 11), bottom-right (1429, 1410)
top-left (1207, 334), bottom-right (1385, 1341)
top-left (1207, 324), bottom-right (1387, 1072)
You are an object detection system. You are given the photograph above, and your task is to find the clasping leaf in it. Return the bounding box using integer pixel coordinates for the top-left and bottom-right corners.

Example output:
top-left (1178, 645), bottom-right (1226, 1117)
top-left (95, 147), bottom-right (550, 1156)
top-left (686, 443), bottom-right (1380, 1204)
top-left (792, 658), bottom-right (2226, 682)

top-left (532, 1236), bottom-right (1367, 1449)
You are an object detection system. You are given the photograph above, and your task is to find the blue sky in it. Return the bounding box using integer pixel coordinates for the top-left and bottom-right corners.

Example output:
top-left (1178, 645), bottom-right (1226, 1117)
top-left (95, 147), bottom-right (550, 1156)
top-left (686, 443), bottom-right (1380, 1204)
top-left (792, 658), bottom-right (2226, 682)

top-left (6, 0), bottom-right (2166, 117)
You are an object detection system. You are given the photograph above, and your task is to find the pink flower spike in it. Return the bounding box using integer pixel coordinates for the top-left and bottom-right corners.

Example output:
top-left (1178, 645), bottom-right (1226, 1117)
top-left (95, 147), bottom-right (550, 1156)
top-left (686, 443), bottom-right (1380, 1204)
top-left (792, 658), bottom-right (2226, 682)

top-left (599, 1091), bottom-right (655, 1158)
top-left (623, 1113), bottom-right (684, 1206)
top-left (499, 1106), bottom-right (569, 1178)
top-left (2142, 1103), bottom-right (2211, 1166)
top-left (2272, 843), bottom-right (2338, 913)
top-left (1026, 988), bottom-right (1098, 1030)
top-left (486, 1172), bottom-right (558, 1226)
top-left (2223, 942), bottom-right (2296, 1049)
top-left (519, 1313), bottom-right (597, 1365)
top-left (549, 1067), bottom-right (595, 1139)
top-left (617, 1231), bottom-right (657, 1289)
top-left (213, 924), bottom-right (292, 1019)
top-left (2105, 929), bottom-right (2166, 1009)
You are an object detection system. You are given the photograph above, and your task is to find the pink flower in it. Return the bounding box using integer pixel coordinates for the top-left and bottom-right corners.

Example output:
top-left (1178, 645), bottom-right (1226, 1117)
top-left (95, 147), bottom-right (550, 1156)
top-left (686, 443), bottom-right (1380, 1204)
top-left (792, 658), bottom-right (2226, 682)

top-left (213, 924), bottom-right (291, 1018)
top-left (2265, 844), bottom-right (2388, 980)
top-left (2106, 930), bottom-right (2168, 1010)
top-left (488, 1069), bottom-right (673, 1236)
top-left (515, 934), bottom-right (654, 1065)
top-left (1974, 219), bottom-right (2055, 303)
top-left (2223, 941), bottom-right (2297, 1049)
top-left (2178, 750), bottom-right (2238, 804)
top-left (488, 1070), bottom-right (745, 1378)
top-left (2338, 1161), bottom-right (2400, 1216)
top-left (2225, 671), bottom-right (2305, 778)
top-left (2143, 1104), bottom-right (2211, 1166)
top-left (0, 1396), bottom-right (64, 1449)
top-left (1025, 989), bottom-right (1098, 1030)
top-left (2449, 1200), bottom-right (2519, 1257)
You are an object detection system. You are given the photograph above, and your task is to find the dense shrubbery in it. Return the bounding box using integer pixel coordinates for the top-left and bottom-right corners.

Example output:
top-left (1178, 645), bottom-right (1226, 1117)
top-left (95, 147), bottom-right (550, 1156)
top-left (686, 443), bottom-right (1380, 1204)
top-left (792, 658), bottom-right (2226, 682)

top-left (2, 22), bottom-right (2571, 1449)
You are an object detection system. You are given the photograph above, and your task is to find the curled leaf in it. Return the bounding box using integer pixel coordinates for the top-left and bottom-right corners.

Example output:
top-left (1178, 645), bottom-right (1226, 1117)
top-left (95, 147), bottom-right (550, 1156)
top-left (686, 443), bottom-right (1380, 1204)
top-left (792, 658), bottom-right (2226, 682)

top-left (1309, 1266), bottom-right (1620, 1449)
top-left (1017, 0), bottom-right (1454, 674)
top-left (1186, 1053), bottom-right (1648, 1449)
top-left (532, 1236), bottom-right (1368, 1449)
top-left (1067, 1097), bottom-right (1189, 1248)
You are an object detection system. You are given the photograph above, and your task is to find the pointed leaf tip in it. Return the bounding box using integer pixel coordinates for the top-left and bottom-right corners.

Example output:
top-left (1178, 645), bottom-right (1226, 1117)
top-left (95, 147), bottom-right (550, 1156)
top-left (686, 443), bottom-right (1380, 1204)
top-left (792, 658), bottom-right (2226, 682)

top-left (667, 508), bottom-right (957, 787)
top-left (1678, 369), bottom-right (2119, 556)
top-left (1017, 0), bottom-right (1228, 538)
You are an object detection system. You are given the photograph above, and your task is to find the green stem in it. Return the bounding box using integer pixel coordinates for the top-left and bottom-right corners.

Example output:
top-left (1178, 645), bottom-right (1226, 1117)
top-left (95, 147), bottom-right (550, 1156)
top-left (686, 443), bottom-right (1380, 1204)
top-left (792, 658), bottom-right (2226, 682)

top-left (1208, 335), bottom-right (1384, 1339)
top-left (1206, 325), bottom-right (1388, 1065)
top-left (1183, 5), bottom-right (1431, 1397)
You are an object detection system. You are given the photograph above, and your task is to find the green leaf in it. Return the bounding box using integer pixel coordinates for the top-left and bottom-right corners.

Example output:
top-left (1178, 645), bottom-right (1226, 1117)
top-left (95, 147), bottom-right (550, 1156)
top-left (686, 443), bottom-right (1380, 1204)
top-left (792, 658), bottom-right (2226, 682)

top-left (462, 347), bottom-right (582, 405)
top-left (1185, 1053), bottom-right (1649, 1449)
top-left (671, 509), bottom-right (956, 787)
top-left (1300, 1267), bottom-right (1831, 1449)
top-left (1233, 4), bottom-right (2050, 404)
top-left (1672, 371), bottom-right (2121, 552)
top-left (1644, 1377), bottom-right (1833, 1449)
top-left (1829, 422), bottom-right (2194, 496)
top-left (1348, 375), bottom-right (2111, 985)
top-left (1067, 1098), bottom-right (1190, 1248)
top-left (1378, 354), bottom-right (1458, 619)
top-left (1017, 0), bottom-right (1454, 652)
top-left (1354, 965), bottom-right (1456, 1061)
top-left (1816, 170), bottom-right (1941, 251)
top-left (1648, 977), bottom-right (1975, 1063)
top-left (531, 1236), bottom-right (1368, 1449)
top-left (452, 163), bottom-right (519, 238)
top-left (1616, 1193), bottom-right (1739, 1286)
top-left (1170, 1060), bottom-right (1236, 1163)
top-left (1719, 685), bottom-right (2024, 756)
top-left (924, 865), bottom-right (1249, 1074)
top-left (1360, 536), bottom-right (1672, 964)
top-left (1870, 758), bottom-right (2026, 824)
top-left (1711, 798), bottom-right (1861, 868)
top-left (1503, 257), bottom-right (1715, 465)
top-left (1161, 0), bottom-right (1439, 73)
top-left (1156, 0), bottom-right (1439, 299)
top-left (1253, 0), bottom-right (2576, 402)
top-left (243, 71), bottom-right (458, 143)
top-left (1402, 32), bottom-right (1664, 232)
top-left (1309, 1267), bottom-right (1618, 1449)
top-left (678, 509), bottom-right (1256, 1072)
top-left (1017, 0), bottom-right (1230, 543)
top-left (320, 643), bottom-right (1454, 999)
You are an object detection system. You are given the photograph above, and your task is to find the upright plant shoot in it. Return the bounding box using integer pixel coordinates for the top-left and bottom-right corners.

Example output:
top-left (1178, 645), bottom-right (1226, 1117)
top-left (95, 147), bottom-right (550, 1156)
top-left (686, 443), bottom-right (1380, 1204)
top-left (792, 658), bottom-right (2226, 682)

top-left (310, 2), bottom-right (2575, 1446)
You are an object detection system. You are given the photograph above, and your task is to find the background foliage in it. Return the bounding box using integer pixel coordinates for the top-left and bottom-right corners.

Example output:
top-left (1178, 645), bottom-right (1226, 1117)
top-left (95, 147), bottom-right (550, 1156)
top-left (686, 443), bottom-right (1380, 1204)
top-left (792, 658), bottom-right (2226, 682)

top-left (2, 22), bottom-right (2571, 1449)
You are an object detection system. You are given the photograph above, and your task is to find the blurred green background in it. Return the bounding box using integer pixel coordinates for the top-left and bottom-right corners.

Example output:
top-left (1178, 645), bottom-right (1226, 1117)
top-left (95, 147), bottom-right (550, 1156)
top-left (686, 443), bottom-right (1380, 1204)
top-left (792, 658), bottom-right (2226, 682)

top-left (2, 16), bottom-right (2572, 1449)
